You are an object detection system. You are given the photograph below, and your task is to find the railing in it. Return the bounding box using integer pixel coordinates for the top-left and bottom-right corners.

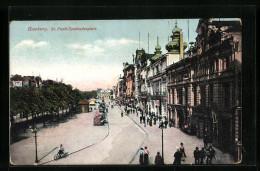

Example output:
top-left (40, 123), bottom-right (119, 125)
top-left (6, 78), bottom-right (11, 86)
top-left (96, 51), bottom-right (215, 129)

top-left (153, 91), bottom-right (167, 96)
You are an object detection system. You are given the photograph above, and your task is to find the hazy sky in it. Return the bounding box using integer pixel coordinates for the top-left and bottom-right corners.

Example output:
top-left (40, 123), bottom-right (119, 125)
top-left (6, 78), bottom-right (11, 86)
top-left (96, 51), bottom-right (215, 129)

top-left (10, 19), bottom-right (201, 91)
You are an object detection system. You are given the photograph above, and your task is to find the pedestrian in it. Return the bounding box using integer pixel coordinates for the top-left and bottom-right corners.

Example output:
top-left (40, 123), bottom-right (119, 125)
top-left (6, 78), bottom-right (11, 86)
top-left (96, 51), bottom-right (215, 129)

top-left (139, 148), bottom-right (144, 165)
top-left (147, 116), bottom-right (149, 125)
top-left (143, 146), bottom-right (149, 165)
top-left (143, 116), bottom-right (146, 124)
top-left (173, 147), bottom-right (182, 165)
top-left (164, 118), bottom-right (168, 128)
top-left (121, 111), bottom-right (123, 117)
top-left (208, 146), bottom-right (215, 164)
top-left (203, 133), bottom-right (209, 148)
top-left (199, 147), bottom-right (206, 164)
top-left (154, 152), bottom-right (163, 165)
top-left (153, 117), bottom-right (157, 125)
top-left (149, 118), bottom-right (153, 126)
top-left (180, 143), bottom-right (187, 161)
top-left (193, 147), bottom-right (200, 164)
top-left (140, 116), bottom-right (142, 124)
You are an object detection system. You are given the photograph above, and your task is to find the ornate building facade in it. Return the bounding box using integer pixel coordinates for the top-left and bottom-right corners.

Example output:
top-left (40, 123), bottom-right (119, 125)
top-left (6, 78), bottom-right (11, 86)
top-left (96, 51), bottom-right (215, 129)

top-left (166, 19), bottom-right (242, 159)
top-left (147, 38), bottom-right (168, 117)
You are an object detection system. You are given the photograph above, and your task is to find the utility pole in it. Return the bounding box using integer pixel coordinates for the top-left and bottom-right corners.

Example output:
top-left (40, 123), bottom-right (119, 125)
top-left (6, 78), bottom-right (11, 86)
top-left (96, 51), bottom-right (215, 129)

top-left (148, 33), bottom-right (149, 53)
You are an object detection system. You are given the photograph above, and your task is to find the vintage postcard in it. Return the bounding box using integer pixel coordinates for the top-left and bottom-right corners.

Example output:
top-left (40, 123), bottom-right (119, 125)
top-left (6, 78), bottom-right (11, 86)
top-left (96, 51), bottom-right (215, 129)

top-left (9, 18), bottom-right (243, 166)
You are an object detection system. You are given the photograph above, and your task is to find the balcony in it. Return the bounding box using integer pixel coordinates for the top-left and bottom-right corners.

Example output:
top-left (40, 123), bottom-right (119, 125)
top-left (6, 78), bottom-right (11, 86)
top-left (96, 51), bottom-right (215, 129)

top-left (153, 91), bottom-right (167, 96)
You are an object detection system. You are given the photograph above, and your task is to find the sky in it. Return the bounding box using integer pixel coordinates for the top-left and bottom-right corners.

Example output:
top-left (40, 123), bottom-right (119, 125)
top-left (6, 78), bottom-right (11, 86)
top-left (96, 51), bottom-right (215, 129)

top-left (10, 19), bottom-right (235, 91)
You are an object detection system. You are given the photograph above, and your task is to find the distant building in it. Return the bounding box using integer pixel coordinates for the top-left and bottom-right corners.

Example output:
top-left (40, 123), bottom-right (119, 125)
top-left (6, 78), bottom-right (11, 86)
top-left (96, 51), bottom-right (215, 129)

top-left (10, 74), bottom-right (25, 87)
top-left (112, 86), bottom-right (116, 99)
top-left (10, 74), bottom-right (43, 88)
top-left (98, 89), bottom-right (112, 100)
top-left (77, 100), bottom-right (89, 113)
top-left (123, 63), bottom-right (135, 106)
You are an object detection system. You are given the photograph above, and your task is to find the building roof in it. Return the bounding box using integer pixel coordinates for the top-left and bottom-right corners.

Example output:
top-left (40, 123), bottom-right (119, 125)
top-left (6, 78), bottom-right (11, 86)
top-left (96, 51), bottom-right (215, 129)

top-left (78, 100), bottom-right (89, 105)
top-left (11, 74), bottom-right (26, 81)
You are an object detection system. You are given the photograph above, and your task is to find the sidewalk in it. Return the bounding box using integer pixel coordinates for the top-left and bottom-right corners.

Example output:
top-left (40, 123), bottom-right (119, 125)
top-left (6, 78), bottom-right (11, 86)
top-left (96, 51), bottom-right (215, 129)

top-left (118, 105), bottom-right (234, 165)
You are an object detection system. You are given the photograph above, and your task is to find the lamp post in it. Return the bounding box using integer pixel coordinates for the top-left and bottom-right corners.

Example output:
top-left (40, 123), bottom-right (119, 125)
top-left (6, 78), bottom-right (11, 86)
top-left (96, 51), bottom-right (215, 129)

top-left (159, 119), bottom-right (166, 164)
top-left (31, 127), bottom-right (39, 163)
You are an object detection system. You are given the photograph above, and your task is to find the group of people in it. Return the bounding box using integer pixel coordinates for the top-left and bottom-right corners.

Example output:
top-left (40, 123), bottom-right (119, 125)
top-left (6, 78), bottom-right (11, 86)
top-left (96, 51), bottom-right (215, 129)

top-left (173, 143), bottom-right (187, 165)
top-left (138, 111), bottom-right (169, 128)
top-left (193, 146), bottom-right (216, 164)
top-left (173, 143), bottom-right (216, 165)
top-left (139, 146), bottom-right (150, 165)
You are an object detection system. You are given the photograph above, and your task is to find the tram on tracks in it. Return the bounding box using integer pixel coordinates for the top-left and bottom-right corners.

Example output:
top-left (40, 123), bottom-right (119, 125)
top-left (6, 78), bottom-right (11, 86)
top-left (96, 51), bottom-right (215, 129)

top-left (93, 101), bottom-right (108, 126)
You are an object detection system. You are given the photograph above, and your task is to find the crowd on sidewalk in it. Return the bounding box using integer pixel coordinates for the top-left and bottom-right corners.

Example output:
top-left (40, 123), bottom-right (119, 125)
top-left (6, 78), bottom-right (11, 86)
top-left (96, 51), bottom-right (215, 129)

top-left (113, 100), bottom-right (217, 165)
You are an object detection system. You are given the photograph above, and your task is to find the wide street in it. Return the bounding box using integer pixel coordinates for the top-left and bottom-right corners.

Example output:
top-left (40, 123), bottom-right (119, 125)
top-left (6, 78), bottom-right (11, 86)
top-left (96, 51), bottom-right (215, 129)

top-left (10, 100), bottom-right (234, 165)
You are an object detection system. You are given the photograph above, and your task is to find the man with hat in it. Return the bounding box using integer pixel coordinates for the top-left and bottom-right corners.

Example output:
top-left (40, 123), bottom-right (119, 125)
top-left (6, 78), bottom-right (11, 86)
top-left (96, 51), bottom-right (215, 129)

top-left (193, 147), bottom-right (200, 164)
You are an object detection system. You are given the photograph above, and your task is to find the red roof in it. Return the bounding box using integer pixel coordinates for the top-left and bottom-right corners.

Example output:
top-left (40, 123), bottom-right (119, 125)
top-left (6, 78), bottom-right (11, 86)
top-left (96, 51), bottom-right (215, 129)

top-left (11, 75), bottom-right (26, 81)
top-left (78, 100), bottom-right (89, 105)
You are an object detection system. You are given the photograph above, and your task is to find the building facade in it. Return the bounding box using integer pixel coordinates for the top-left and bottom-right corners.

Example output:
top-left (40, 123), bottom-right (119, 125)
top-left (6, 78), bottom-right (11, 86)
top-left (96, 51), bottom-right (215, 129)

top-left (147, 39), bottom-right (168, 117)
top-left (166, 19), bottom-right (242, 159)
top-left (114, 18), bottom-right (242, 161)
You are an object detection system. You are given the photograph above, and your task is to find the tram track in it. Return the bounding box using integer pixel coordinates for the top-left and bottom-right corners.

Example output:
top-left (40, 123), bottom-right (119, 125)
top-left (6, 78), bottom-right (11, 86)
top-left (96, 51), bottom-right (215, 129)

top-left (39, 106), bottom-right (110, 165)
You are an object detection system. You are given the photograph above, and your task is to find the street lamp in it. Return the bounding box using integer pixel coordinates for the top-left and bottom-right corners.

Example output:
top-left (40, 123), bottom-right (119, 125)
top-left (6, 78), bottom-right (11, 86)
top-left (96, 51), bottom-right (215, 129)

top-left (31, 127), bottom-right (39, 163)
top-left (159, 119), bottom-right (167, 164)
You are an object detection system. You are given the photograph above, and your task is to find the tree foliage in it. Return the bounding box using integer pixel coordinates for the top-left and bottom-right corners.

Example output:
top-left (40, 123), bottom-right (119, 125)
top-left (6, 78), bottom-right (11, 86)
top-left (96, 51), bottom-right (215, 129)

top-left (82, 90), bottom-right (97, 100)
top-left (10, 83), bottom-right (84, 119)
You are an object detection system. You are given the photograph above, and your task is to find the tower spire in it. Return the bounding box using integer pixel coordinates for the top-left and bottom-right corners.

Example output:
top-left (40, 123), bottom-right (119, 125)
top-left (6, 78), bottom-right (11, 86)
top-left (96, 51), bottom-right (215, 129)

top-left (188, 19), bottom-right (190, 49)
top-left (157, 36), bottom-right (159, 45)
top-left (175, 19), bottom-right (177, 27)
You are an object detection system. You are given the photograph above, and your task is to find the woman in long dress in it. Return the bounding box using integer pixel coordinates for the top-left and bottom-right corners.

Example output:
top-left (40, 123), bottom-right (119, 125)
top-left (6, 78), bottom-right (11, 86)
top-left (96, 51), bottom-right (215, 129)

top-left (180, 143), bottom-right (187, 161)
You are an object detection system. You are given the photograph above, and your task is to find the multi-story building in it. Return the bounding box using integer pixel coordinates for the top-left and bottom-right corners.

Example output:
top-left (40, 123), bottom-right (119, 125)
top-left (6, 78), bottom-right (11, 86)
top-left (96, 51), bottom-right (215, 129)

top-left (134, 49), bottom-right (153, 112)
top-left (146, 39), bottom-right (168, 117)
top-left (123, 63), bottom-right (135, 106)
top-left (165, 22), bottom-right (188, 129)
top-left (166, 19), bottom-right (242, 160)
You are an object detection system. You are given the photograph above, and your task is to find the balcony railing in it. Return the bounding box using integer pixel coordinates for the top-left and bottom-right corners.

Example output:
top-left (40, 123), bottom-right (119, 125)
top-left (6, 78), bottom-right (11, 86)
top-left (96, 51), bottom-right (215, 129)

top-left (153, 91), bottom-right (167, 96)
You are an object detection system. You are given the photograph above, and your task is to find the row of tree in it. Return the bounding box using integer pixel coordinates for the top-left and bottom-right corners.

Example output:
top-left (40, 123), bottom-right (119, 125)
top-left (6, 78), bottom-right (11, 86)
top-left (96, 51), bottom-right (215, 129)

top-left (10, 83), bottom-right (84, 126)
top-left (81, 90), bottom-right (97, 100)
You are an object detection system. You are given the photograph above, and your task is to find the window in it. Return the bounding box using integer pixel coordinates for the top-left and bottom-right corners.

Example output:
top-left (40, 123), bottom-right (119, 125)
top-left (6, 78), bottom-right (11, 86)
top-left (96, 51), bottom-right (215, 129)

top-left (223, 57), bottom-right (226, 70)
top-left (223, 83), bottom-right (230, 108)
top-left (208, 84), bottom-right (213, 107)
top-left (177, 88), bottom-right (183, 105)
top-left (194, 86), bottom-right (197, 106)
top-left (200, 86), bottom-right (206, 107)
top-left (172, 89), bottom-right (174, 104)
top-left (185, 87), bottom-right (188, 105)
top-left (216, 59), bottom-right (219, 72)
